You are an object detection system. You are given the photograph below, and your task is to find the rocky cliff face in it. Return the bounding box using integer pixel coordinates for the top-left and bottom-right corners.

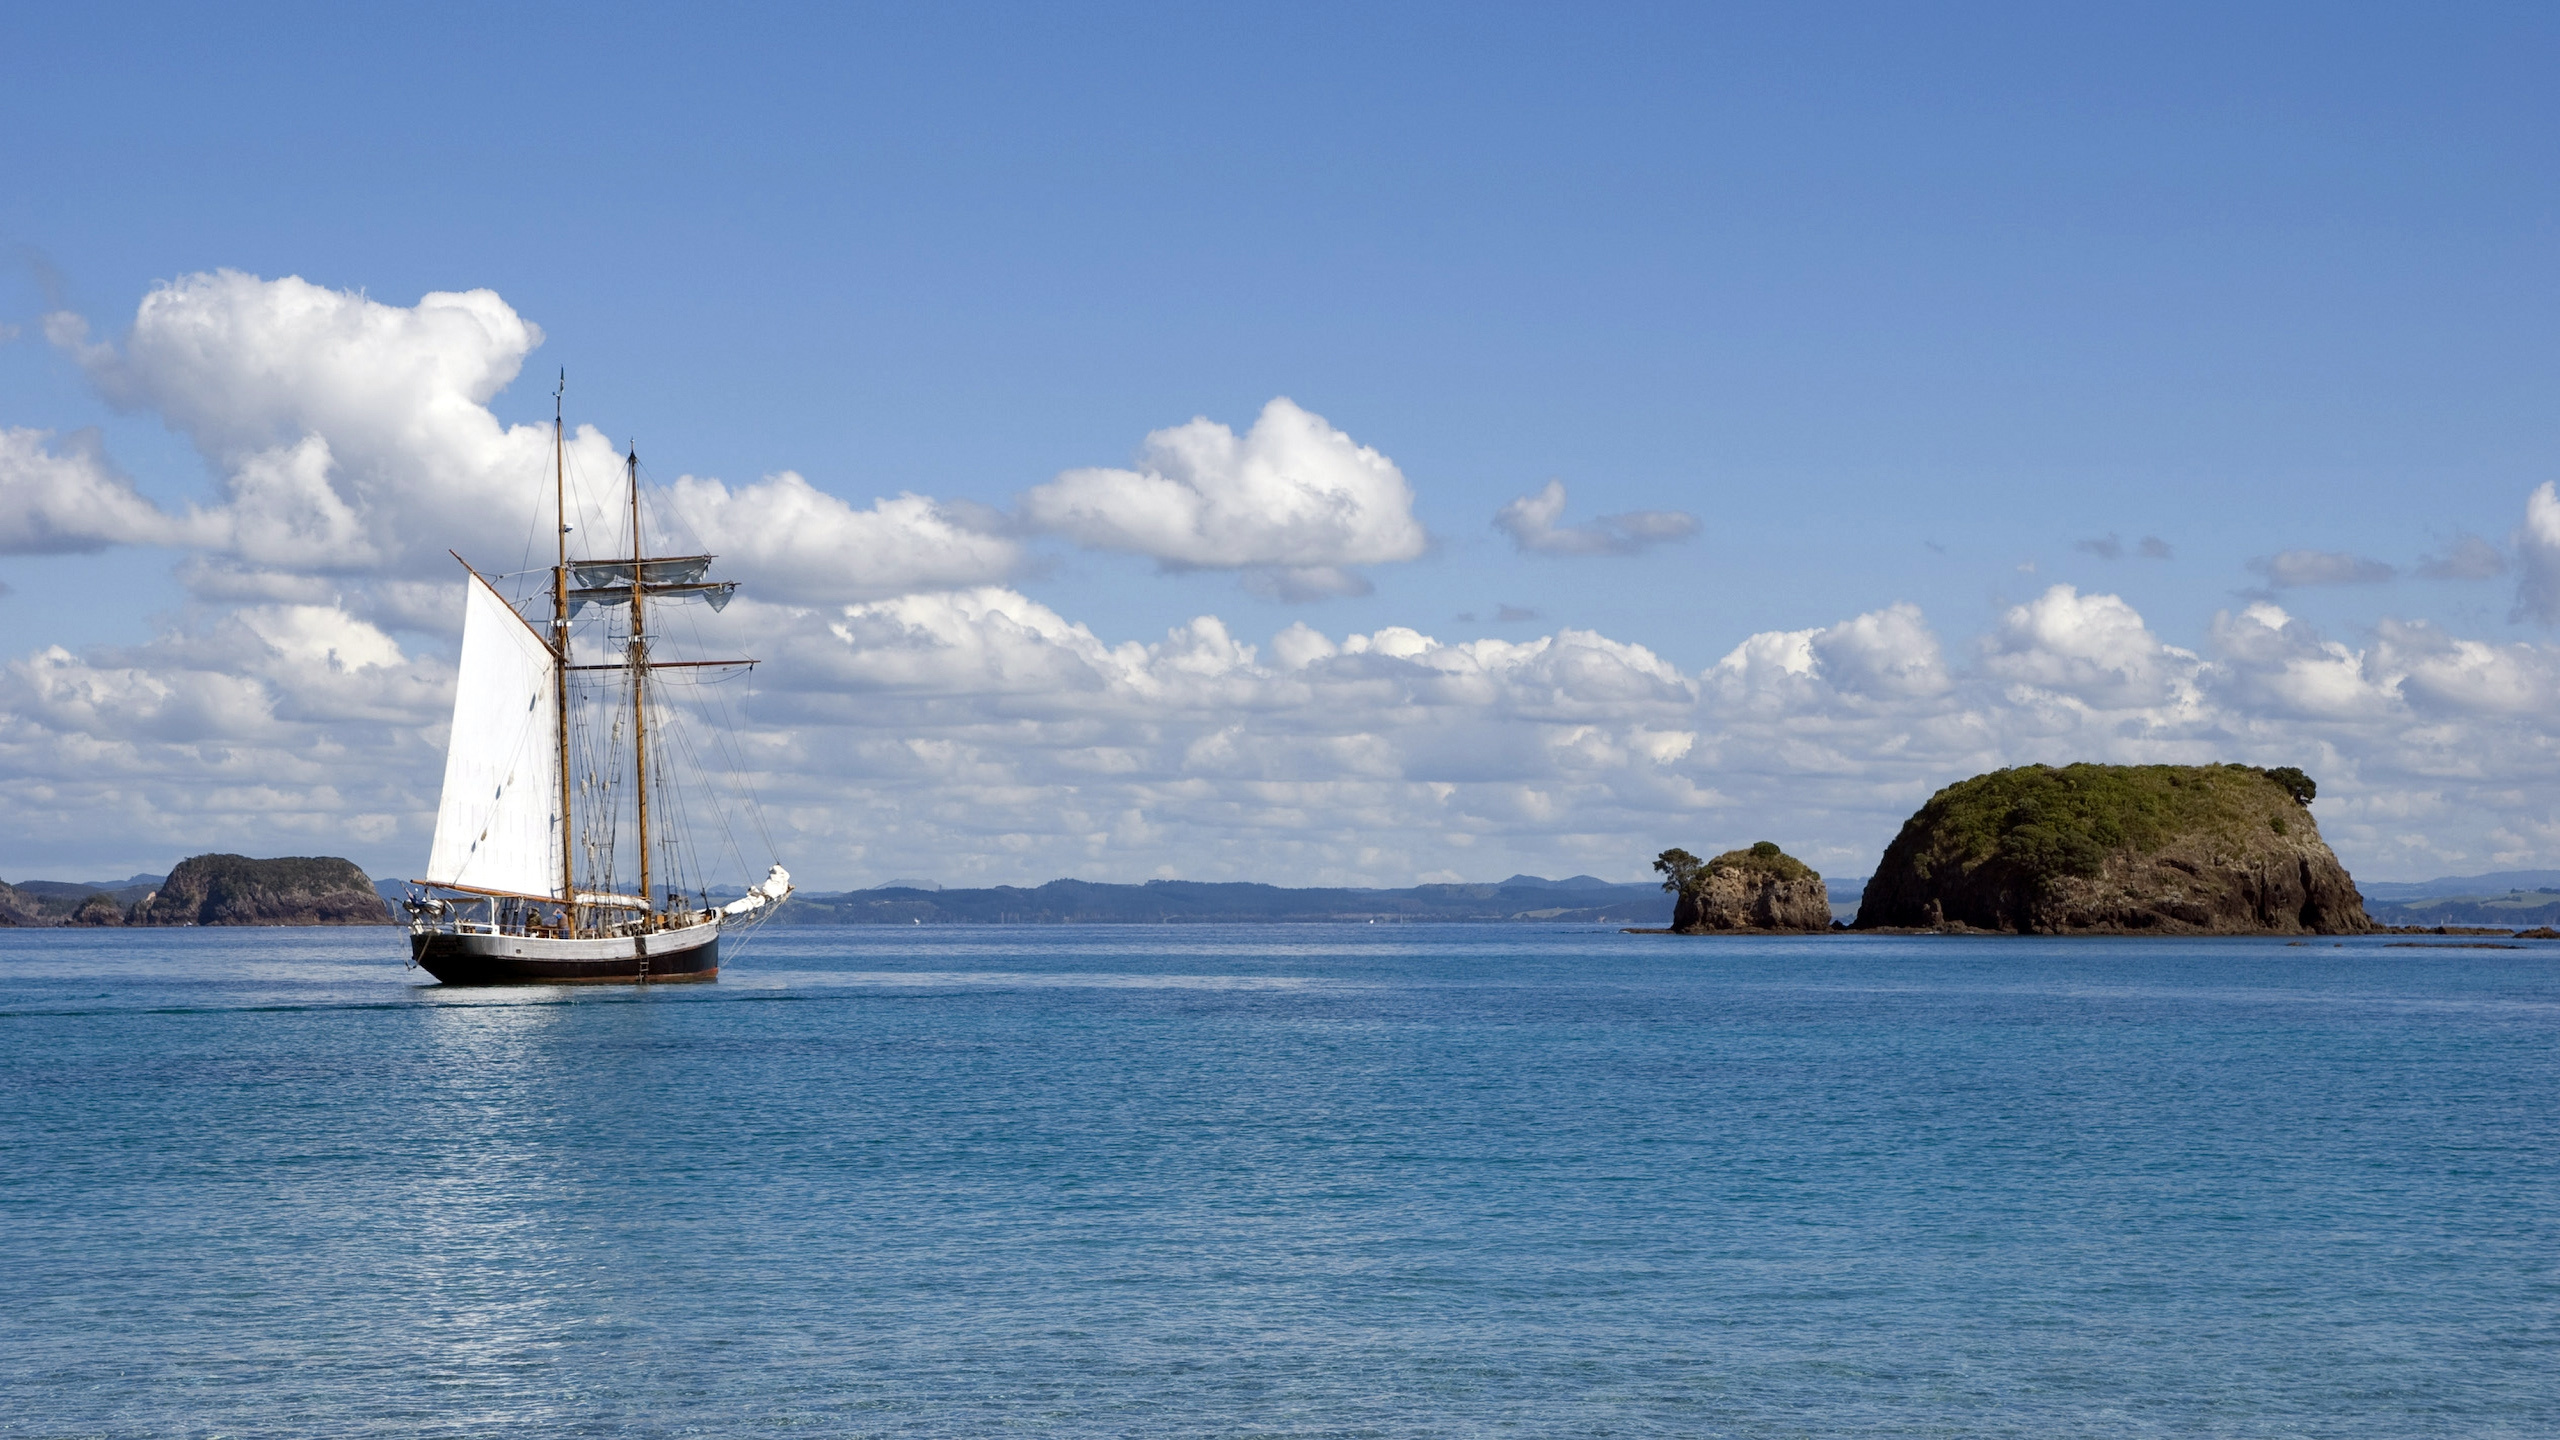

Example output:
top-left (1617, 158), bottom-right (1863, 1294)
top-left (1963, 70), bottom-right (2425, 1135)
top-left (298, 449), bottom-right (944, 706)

top-left (128, 854), bottom-right (392, 927)
top-left (1855, 763), bottom-right (2370, 935)
top-left (0, 880), bottom-right (37, 927)
top-left (1672, 842), bottom-right (1833, 933)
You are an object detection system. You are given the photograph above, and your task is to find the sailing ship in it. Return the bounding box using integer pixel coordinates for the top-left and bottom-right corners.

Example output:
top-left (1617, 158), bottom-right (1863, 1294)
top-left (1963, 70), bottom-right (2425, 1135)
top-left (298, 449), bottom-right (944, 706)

top-left (405, 382), bottom-right (790, 983)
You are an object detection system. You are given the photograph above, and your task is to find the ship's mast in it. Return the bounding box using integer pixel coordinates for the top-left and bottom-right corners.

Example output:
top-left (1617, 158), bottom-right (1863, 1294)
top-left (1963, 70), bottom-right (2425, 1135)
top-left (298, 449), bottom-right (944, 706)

top-left (553, 374), bottom-right (576, 936)
top-left (627, 444), bottom-right (653, 918)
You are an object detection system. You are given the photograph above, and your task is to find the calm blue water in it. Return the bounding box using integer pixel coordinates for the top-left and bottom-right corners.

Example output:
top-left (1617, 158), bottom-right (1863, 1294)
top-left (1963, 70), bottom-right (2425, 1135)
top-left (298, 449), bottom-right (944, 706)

top-left (3, 924), bottom-right (2556, 1437)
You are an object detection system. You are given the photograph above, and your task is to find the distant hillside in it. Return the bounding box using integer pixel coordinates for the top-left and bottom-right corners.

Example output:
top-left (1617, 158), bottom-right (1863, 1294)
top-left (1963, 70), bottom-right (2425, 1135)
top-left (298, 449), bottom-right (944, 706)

top-left (0, 874), bottom-right (164, 926)
top-left (2362, 888), bottom-right (2560, 929)
top-left (771, 875), bottom-right (1671, 925)
top-left (2349, 869), bottom-right (2560, 927)
top-left (2358, 870), bottom-right (2560, 902)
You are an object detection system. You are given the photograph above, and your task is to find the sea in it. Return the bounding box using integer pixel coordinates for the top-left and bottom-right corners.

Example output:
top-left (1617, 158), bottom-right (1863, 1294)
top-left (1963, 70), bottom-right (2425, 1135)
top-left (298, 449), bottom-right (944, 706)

top-left (3, 924), bottom-right (2556, 1437)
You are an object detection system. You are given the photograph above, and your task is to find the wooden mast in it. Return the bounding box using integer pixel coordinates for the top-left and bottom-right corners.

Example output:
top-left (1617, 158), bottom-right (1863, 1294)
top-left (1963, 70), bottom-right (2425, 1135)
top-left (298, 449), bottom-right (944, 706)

top-left (627, 444), bottom-right (653, 919)
top-left (553, 374), bottom-right (576, 936)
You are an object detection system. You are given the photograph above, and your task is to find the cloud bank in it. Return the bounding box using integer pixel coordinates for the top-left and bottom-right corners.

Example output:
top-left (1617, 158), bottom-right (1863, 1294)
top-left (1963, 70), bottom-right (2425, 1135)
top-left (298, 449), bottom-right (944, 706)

top-left (7, 270), bottom-right (2560, 887)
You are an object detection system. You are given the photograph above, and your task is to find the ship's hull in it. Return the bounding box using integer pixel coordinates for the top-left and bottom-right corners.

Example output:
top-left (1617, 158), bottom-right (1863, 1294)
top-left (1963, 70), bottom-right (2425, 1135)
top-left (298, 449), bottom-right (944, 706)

top-left (411, 918), bottom-right (721, 985)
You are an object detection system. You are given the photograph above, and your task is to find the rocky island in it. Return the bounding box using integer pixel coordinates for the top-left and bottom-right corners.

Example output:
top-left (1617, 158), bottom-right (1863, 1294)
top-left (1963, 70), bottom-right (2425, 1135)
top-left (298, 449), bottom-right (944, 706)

top-left (1855, 763), bottom-right (2370, 935)
top-left (126, 854), bottom-right (392, 927)
top-left (1654, 841), bottom-right (1833, 932)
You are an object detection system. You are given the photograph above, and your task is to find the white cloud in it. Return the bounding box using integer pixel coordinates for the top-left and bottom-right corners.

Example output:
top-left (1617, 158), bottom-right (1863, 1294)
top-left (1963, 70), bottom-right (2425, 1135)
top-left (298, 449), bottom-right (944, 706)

top-left (211, 434), bottom-right (379, 568)
top-left (1019, 397), bottom-right (1426, 596)
top-left (1981, 585), bottom-right (2190, 708)
top-left (0, 427), bottom-right (197, 554)
top-left (12, 560), bottom-right (2560, 887)
top-left (37, 270), bottom-right (1023, 614)
top-left (77, 270), bottom-right (538, 468)
top-left (665, 474), bottom-right (1021, 605)
top-left (2514, 482), bottom-right (2560, 625)
top-left (1811, 602), bottom-right (1952, 699)
top-left (2206, 603), bottom-right (2387, 720)
top-left (1493, 479), bottom-right (1698, 557)
top-left (53, 270), bottom-right (569, 581)
top-left (0, 594), bottom-right (453, 865)
top-left (13, 271), bottom-right (2560, 888)
top-left (231, 604), bottom-right (406, 673)
top-left (1710, 627), bottom-right (1818, 691)
top-left (2370, 619), bottom-right (2560, 717)
top-left (2249, 548), bottom-right (2397, 587)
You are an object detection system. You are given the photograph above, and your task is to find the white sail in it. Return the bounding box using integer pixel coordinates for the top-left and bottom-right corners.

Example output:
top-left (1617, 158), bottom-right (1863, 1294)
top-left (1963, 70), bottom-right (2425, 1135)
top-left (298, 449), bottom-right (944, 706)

top-left (424, 573), bottom-right (562, 897)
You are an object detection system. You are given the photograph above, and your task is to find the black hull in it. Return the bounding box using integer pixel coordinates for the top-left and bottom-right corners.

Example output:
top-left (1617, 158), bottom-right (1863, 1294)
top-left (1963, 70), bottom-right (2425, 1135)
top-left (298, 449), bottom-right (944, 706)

top-left (412, 929), bottom-right (719, 985)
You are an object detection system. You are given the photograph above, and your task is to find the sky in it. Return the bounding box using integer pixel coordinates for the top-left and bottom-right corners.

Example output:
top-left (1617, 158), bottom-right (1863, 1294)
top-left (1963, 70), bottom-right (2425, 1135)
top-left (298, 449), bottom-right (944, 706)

top-left (3, 2), bottom-right (2557, 889)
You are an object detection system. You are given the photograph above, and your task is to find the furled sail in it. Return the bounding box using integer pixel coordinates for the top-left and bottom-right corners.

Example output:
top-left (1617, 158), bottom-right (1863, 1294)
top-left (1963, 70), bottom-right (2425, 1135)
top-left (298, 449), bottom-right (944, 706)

top-left (571, 556), bottom-right (712, 588)
top-left (564, 554), bottom-right (734, 615)
top-left (424, 573), bottom-right (562, 897)
top-left (567, 580), bottom-right (736, 615)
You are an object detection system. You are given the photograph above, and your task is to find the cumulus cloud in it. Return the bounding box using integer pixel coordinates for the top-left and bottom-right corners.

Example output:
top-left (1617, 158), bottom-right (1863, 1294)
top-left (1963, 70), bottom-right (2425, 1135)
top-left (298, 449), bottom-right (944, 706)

top-left (0, 595), bottom-right (454, 864)
top-left (2514, 482), bottom-right (2560, 625)
top-left (14, 558), bottom-right (2560, 885)
top-left (2369, 618), bottom-right (2560, 717)
top-left (2206, 603), bottom-right (2385, 720)
top-left (51, 270), bottom-right (570, 579)
top-left (13, 270), bottom-right (2560, 886)
top-left (1812, 602), bottom-right (1953, 699)
top-left (1980, 585), bottom-right (2191, 708)
top-left (0, 427), bottom-right (199, 554)
top-left (665, 474), bottom-right (1021, 605)
top-left (1493, 479), bottom-right (1698, 557)
top-left (35, 270), bottom-right (1023, 612)
top-left (1019, 397), bottom-right (1426, 597)
top-left (1709, 605), bottom-right (1952, 704)
top-left (75, 271), bottom-right (537, 462)
top-left (2248, 549), bottom-right (2397, 588)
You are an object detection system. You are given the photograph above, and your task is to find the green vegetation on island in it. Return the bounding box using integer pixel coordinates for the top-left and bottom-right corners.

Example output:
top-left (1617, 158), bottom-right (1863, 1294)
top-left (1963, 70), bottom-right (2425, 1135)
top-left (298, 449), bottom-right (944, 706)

top-left (127, 854), bottom-right (393, 927)
top-left (1855, 763), bottom-right (2370, 935)
top-left (1654, 840), bottom-right (1831, 932)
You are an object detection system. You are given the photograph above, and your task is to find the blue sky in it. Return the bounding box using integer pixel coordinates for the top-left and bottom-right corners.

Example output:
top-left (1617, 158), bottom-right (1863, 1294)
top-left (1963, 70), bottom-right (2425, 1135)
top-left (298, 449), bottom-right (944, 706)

top-left (3, 3), bottom-right (2558, 886)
